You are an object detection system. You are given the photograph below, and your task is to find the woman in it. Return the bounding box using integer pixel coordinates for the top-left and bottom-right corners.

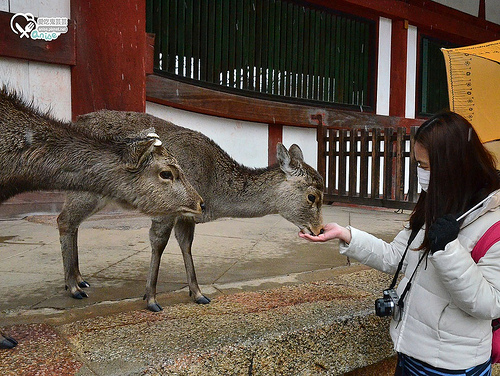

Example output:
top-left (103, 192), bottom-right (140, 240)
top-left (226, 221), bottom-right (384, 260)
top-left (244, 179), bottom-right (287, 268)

top-left (300, 112), bottom-right (500, 375)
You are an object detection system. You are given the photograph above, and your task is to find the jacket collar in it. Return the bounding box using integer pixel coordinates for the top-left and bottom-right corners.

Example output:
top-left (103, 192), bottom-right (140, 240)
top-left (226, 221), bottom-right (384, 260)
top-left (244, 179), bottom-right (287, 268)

top-left (461, 188), bottom-right (500, 228)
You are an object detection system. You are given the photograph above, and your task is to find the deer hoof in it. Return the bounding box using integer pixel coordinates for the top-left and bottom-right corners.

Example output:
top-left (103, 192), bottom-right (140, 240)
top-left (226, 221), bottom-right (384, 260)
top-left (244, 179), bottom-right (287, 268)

top-left (0, 336), bottom-right (18, 349)
top-left (78, 281), bottom-right (90, 288)
top-left (72, 291), bottom-right (88, 299)
top-left (195, 296), bottom-right (211, 304)
top-left (147, 303), bottom-right (163, 312)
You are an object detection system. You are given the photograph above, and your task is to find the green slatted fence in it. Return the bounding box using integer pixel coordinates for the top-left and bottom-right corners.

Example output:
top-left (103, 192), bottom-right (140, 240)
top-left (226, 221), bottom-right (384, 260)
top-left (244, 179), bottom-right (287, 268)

top-left (146, 0), bottom-right (375, 108)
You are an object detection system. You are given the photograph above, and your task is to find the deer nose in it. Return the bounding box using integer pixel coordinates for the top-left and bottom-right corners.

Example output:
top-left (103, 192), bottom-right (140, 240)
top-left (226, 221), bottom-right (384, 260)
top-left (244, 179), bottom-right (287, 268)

top-left (200, 202), bottom-right (206, 212)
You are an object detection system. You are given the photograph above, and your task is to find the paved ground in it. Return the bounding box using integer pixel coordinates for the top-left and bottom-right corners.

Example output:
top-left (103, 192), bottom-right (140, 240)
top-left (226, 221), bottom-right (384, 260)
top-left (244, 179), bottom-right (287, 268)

top-left (0, 193), bottom-right (407, 315)
top-left (0, 192), bottom-right (413, 375)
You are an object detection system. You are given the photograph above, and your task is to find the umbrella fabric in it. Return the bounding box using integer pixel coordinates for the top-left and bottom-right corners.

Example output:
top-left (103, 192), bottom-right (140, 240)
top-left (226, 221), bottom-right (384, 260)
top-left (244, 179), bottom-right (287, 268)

top-left (442, 40), bottom-right (500, 143)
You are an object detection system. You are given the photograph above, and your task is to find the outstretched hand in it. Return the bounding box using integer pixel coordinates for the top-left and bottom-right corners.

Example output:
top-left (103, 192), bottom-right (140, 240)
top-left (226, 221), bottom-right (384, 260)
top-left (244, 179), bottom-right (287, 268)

top-left (299, 223), bottom-right (351, 243)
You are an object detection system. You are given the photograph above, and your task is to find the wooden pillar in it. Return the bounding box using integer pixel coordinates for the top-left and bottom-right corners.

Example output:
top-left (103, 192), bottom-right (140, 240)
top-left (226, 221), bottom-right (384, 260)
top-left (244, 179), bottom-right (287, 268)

top-left (312, 114), bottom-right (326, 183)
top-left (479, 0), bottom-right (486, 20)
top-left (268, 124), bottom-right (283, 166)
top-left (389, 19), bottom-right (408, 118)
top-left (70, 0), bottom-right (147, 119)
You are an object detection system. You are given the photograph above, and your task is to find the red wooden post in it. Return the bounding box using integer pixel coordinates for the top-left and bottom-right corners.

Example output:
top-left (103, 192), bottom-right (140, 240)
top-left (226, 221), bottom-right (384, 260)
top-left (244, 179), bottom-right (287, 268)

top-left (268, 124), bottom-right (283, 166)
top-left (71, 0), bottom-right (147, 118)
top-left (312, 114), bottom-right (326, 184)
top-left (389, 19), bottom-right (408, 117)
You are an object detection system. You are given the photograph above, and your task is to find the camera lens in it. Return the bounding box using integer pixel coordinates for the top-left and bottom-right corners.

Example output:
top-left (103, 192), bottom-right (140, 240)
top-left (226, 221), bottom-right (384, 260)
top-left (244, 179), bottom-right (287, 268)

top-left (375, 297), bottom-right (393, 317)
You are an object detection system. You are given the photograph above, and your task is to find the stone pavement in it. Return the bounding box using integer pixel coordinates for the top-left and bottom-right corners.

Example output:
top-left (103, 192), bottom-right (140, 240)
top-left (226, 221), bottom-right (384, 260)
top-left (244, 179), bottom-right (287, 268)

top-left (0, 192), bottom-right (485, 375)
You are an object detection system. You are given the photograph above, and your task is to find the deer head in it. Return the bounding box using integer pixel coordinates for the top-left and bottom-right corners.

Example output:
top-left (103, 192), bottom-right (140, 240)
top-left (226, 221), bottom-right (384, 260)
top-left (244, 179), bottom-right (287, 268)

top-left (71, 114), bottom-right (204, 218)
top-left (276, 143), bottom-right (324, 235)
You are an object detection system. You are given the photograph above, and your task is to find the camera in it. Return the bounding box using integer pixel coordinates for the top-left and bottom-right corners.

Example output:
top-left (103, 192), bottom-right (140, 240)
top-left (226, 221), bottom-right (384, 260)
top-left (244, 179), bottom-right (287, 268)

top-left (375, 289), bottom-right (399, 317)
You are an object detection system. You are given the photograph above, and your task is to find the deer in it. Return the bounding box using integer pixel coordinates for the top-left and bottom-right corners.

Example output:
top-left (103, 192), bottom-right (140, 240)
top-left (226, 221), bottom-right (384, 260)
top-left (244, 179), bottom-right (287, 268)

top-left (0, 89), bottom-right (203, 349)
top-left (57, 111), bottom-right (325, 312)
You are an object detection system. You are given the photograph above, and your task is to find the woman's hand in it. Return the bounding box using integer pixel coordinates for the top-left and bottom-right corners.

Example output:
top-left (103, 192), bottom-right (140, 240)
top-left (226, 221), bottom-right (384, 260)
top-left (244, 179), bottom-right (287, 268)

top-left (299, 223), bottom-right (352, 243)
top-left (428, 214), bottom-right (460, 253)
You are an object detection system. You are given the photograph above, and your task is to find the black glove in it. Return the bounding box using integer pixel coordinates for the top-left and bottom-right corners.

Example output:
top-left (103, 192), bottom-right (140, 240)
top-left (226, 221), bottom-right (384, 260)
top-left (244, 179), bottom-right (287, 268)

top-left (428, 214), bottom-right (460, 254)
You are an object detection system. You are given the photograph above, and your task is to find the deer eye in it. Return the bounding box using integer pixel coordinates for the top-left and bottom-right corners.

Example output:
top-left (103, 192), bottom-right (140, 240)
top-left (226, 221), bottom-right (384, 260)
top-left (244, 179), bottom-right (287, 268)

top-left (307, 194), bottom-right (316, 203)
top-left (160, 171), bottom-right (173, 180)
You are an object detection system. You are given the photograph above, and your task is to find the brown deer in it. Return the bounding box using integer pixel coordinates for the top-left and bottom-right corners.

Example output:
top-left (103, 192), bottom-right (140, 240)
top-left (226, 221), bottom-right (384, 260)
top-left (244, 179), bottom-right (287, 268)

top-left (57, 112), bottom-right (325, 312)
top-left (0, 89), bottom-right (203, 348)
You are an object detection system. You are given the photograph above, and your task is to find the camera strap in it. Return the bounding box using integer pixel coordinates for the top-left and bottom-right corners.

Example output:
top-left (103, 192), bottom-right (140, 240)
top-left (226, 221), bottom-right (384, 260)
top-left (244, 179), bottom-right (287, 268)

top-left (397, 251), bottom-right (428, 311)
top-left (388, 228), bottom-right (419, 291)
top-left (388, 228), bottom-right (429, 313)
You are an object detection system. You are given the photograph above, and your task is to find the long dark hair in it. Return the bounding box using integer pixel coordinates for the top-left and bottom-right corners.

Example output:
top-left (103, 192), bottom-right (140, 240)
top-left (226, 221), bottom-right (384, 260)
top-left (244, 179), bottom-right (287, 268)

top-left (409, 111), bottom-right (500, 250)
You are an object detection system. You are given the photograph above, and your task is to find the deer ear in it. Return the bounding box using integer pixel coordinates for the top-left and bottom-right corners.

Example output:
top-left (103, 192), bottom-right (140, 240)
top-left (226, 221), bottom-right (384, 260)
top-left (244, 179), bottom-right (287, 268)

top-left (276, 142), bottom-right (297, 176)
top-left (277, 142), bottom-right (306, 177)
top-left (288, 144), bottom-right (304, 162)
top-left (123, 138), bottom-right (157, 171)
top-left (276, 142), bottom-right (291, 170)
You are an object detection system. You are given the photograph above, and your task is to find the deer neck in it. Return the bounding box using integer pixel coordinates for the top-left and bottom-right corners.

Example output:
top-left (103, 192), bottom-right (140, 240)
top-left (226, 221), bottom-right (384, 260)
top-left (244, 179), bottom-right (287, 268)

top-left (209, 164), bottom-right (285, 219)
top-left (14, 127), bottom-right (122, 195)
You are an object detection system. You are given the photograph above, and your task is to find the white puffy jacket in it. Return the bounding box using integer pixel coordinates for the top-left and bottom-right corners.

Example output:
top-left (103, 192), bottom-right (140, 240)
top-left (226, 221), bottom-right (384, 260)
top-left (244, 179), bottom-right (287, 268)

top-left (340, 189), bottom-right (500, 369)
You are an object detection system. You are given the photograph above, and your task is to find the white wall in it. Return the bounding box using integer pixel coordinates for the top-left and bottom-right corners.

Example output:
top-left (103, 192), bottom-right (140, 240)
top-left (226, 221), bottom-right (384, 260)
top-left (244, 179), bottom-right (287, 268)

top-left (146, 102), bottom-right (321, 170)
top-left (0, 0), bottom-right (71, 121)
top-left (146, 102), bottom-right (270, 168)
top-left (7, 0), bottom-right (70, 17)
top-left (376, 17), bottom-right (392, 116)
top-left (282, 126), bottom-right (318, 168)
top-left (405, 25), bottom-right (418, 119)
top-left (0, 57), bottom-right (71, 121)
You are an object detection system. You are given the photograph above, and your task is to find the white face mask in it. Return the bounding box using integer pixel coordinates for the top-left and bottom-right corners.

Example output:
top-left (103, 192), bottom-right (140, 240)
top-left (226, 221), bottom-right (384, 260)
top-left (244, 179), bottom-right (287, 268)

top-left (417, 167), bottom-right (430, 192)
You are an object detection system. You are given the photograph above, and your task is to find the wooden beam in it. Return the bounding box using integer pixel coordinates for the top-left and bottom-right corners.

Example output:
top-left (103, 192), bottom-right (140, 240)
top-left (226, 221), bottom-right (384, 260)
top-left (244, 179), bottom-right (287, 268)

top-left (146, 74), bottom-right (415, 129)
top-left (0, 11), bottom-right (75, 66)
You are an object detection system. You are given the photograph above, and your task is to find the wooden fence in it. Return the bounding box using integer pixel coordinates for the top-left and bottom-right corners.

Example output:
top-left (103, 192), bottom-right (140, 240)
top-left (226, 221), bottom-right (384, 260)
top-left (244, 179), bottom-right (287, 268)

top-left (317, 125), bottom-right (420, 210)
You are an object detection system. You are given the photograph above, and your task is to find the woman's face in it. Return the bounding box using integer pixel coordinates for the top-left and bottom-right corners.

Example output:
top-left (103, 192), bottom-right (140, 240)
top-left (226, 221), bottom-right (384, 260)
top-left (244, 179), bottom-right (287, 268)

top-left (414, 142), bottom-right (430, 171)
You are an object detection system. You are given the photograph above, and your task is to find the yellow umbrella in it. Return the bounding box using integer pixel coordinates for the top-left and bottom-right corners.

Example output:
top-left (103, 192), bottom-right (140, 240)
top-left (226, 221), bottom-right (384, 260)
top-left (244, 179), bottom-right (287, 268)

top-left (441, 40), bottom-right (500, 144)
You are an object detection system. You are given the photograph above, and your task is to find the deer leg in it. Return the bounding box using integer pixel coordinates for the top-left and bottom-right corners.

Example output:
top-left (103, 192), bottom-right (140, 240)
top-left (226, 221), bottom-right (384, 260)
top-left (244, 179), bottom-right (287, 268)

top-left (144, 216), bottom-right (175, 312)
top-left (0, 333), bottom-right (17, 349)
top-left (57, 192), bottom-right (106, 299)
top-left (174, 217), bottom-right (211, 305)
